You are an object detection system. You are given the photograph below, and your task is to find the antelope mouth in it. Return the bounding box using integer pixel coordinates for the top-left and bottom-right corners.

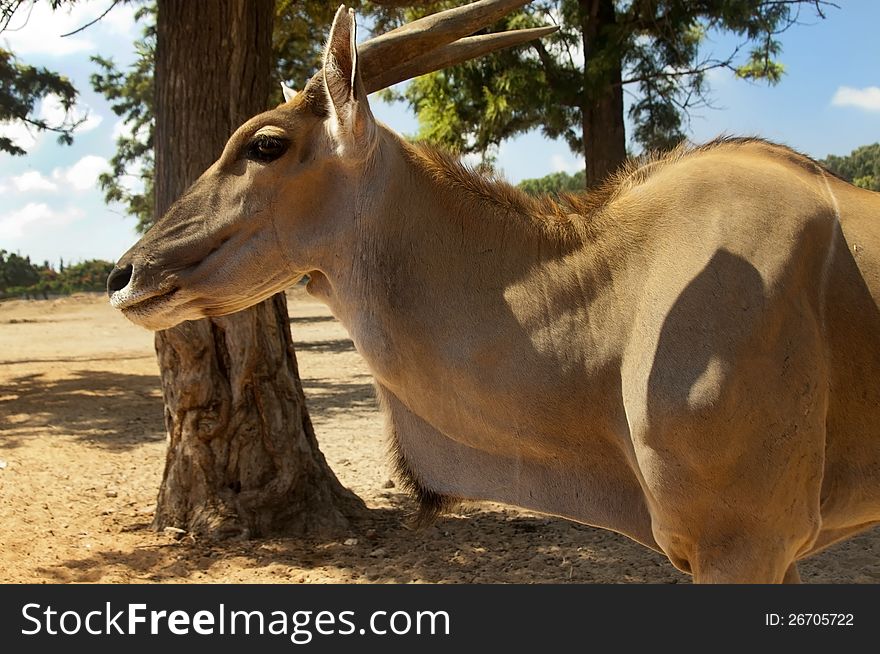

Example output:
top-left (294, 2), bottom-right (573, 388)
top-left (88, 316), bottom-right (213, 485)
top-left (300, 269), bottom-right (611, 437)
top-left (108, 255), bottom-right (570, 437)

top-left (112, 286), bottom-right (179, 314)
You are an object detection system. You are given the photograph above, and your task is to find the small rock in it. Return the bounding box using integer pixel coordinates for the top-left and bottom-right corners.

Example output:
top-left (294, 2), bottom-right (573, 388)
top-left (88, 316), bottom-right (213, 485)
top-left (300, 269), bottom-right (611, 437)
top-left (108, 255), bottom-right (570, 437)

top-left (0, 459), bottom-right (7, 469)
top-left (369, 548), bottom-right (386, 558)
top-left (105, 490), bottom-right (118, 498)
top-left (343, 537), bottom-right (358, 546)
top-left (382, 479), bottom-right (395, 489)
top-left (163, 526), bottom-right (186, 540)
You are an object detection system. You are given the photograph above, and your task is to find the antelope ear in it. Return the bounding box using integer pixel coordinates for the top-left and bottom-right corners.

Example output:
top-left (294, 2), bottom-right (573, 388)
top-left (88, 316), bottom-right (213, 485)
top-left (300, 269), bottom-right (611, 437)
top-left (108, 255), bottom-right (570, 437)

top-left (281, 83), bottom-right (297, 102)
top-left (322, 5), bottom-right (374, 148)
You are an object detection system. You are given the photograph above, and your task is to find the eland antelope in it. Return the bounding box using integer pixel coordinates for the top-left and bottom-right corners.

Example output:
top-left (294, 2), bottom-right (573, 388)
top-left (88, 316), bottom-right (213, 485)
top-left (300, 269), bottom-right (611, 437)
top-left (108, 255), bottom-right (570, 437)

top-left (107, 0), bottom-right (880, 583)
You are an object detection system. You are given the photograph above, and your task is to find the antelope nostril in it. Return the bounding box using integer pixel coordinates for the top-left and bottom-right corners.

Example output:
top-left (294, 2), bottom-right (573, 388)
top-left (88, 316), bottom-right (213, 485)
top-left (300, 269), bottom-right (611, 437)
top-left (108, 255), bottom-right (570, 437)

top-left (107, 263), bottom-right (133, 296)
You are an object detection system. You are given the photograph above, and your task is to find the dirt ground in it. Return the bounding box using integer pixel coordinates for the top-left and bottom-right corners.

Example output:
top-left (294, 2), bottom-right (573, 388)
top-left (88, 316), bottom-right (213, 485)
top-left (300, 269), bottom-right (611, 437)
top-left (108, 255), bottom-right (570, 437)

top-left (1, 290), bottom-right (878, 584)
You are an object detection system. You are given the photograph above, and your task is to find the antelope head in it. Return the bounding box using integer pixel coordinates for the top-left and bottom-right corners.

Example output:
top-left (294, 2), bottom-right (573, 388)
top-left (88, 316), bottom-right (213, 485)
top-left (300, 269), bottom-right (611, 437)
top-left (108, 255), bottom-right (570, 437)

top-left (107, 0), bottom-right (554, 330)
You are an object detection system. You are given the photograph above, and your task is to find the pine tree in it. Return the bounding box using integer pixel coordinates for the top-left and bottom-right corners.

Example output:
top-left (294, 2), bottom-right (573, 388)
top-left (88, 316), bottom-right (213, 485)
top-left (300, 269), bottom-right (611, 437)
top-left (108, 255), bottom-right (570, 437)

top-left (374, 0), bottom-right (835, 185)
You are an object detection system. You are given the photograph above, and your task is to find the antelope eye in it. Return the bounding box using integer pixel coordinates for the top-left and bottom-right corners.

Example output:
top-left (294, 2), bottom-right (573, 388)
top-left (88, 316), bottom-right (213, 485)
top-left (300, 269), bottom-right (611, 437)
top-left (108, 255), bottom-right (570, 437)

top-left (246, 134), bottom-right (288, 163)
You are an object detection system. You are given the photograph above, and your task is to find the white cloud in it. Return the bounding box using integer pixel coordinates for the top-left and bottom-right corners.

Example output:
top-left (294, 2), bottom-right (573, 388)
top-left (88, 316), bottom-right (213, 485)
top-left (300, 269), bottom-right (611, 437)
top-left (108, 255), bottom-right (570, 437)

top-left (113, 158), bottom-right (145, 197)
top-left (550, 153), bottom-right (583, 174)
top-left (462, 152), bottom-right (482, 168)
top-left (0, 121), bottom-right (40, 152)
top-left (111, 117), bottom-right (149, 144)
top-left (0, 96), bottom-right (104, 156)
top-left (111, 118), bottom-right (132, 142)
top-left (52, 155), bottom-right (109, 191)
top-left (0, 0), bottom-right (139, 56)
top-left (0, 203), bottom-right (83, 239)
top-left (0, 2), bottom-right (95, 55)
top-left (99, 1), bottom-right (138, 39)
top-left (831, 86), bottom-right (880, 112)
top-left (79, 113), bottom-right (104, 132)
top-left (11, 171), bottom-right (58, 192)
top-left (704, 66), bottom-right (730, 85)
top-left (40, 95), bottom-right (104, 134)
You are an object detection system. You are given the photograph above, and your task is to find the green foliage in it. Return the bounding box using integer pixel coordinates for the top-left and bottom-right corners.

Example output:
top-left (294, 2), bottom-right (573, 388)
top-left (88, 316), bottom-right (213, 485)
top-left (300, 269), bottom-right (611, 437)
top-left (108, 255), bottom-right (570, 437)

top-left (56, 258), bottom-right (115, 293)
top-left (517, 169), bottom-right (585, 196)
top-left (0, 48), bottom-right (82, 155)
top-left (90, 3), bottom-right (156, 233)
top-left (0, 251), bottom-right (113, 298)
top-left (376, 1), bottom-right (582, 156)
top-left (378, 1), bottom-right (830, 159)
top-left (822, 143), bottom-right (880, 192)
top-left (0, 0), bottom-right (87, 155)
top-left (0, 250), bottom-right (39, 290)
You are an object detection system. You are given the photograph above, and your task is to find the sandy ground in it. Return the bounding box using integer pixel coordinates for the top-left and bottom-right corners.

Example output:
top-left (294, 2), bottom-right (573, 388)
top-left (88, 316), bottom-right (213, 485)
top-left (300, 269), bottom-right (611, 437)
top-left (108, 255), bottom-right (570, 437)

top-left (1, 290), bottom-right (878, 584)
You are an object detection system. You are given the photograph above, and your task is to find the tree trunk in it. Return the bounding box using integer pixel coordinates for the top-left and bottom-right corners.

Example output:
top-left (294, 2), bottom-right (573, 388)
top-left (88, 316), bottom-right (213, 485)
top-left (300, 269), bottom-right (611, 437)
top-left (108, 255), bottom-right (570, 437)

top-left (152, 0), bottom-right (365, 539)
top-left (579, 0), bottom-right (627, 187)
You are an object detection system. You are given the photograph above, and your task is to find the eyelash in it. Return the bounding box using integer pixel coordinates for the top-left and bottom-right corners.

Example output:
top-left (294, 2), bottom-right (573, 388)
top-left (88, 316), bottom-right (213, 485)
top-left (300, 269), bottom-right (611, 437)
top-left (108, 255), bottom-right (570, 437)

top-left (245, 135), bottom-right (289, 163)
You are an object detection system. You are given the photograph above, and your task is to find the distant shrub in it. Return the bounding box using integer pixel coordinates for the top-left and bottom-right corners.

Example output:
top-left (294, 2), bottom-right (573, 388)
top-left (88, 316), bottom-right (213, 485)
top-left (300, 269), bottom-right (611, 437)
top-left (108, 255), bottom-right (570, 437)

top-left (518, 170), bottom-right (586, 197)
top-left (822, 143), bottom-right (880, 192)
top-left (0, 252), bottom-right (113, 300)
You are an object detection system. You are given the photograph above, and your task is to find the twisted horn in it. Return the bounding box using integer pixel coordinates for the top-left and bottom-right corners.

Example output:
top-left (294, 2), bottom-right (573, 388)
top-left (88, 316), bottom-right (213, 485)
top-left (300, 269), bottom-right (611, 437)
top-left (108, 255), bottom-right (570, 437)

top-left (365, 26), bottom-right (557, 93)
top-left (356, 0), bottom-right (557, 93)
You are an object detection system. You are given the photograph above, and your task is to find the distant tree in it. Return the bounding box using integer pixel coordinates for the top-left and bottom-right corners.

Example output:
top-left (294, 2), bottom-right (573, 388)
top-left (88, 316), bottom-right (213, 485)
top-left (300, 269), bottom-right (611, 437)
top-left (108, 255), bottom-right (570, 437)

top-left (60, 259), bottom-right (115, 292)
top-left (0, 250), bottom-right (39, 292)
top-left (35, 261), bottom-right (59, 299)
top-left (375, 0), bottom-right (835, 186)
top-left (90, 3), bottom-right (156, 232)
top-left (0, 253), bottom-right (117, 298)
top-left (0, 1), bottom-right (85, 155)
top-left (518, 169), bottom-right (586, 196)
top-left (823, 143), bottom-right (880, 192)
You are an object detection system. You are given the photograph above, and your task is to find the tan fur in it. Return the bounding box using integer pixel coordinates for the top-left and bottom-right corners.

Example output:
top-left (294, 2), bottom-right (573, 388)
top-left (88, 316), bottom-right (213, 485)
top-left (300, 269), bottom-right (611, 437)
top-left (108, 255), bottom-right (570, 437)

top-left (108, 10), bottom-right (880, 583)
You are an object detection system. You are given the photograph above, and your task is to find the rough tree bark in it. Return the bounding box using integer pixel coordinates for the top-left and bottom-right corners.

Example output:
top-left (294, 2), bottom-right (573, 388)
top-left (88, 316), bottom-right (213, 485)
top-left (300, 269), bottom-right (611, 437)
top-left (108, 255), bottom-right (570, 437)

top-left (152, 0), bottom-right (365, 539)
top-left (579, 0), bottom-right (627, 187)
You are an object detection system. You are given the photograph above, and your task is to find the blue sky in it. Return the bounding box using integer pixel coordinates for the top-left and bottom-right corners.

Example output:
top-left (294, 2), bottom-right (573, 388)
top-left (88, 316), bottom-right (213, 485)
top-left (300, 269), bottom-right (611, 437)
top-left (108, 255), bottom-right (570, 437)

top-left (1, 0), bottom-right (878, 266)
